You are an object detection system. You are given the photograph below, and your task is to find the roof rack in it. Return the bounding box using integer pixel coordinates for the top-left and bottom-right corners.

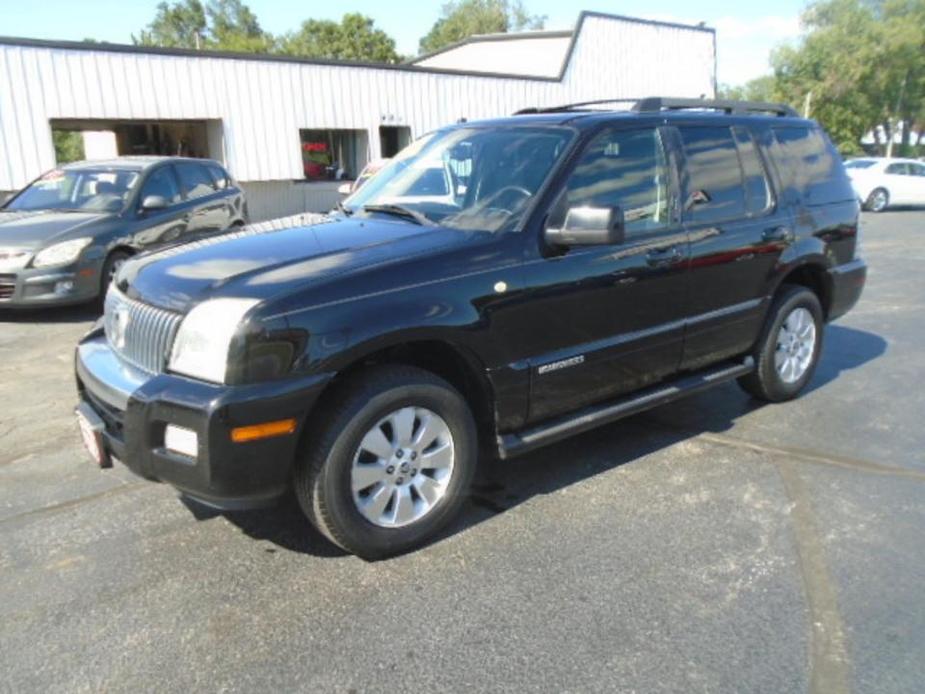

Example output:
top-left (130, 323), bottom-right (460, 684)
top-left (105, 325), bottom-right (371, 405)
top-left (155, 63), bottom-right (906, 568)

top-left (514, 96), bottom-right (799, 118)
top-left (633, 97), bottom-right (798, 117)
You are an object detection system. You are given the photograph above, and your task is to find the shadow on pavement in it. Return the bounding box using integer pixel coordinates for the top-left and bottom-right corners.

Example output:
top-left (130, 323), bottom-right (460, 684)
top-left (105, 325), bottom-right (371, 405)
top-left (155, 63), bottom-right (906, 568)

top-left (182, 492), bottom-right (349, 558)
top-left (0, 303), bottom-right (99, 324)
top-left (208, 324), bottom-right (887, 559)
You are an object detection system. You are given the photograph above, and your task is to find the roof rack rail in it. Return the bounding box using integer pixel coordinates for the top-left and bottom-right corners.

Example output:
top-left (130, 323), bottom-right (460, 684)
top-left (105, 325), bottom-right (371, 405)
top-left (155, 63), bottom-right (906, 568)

top-left (513, 98), bottom-right (639, 115)
top-left (632, 97), bottom-right (798, 117)
top-left (514, 96), bottom-right (799, 118)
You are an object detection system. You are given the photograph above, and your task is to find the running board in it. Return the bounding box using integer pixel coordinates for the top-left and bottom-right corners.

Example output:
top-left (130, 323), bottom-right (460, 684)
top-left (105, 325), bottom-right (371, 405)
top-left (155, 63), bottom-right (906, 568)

top-left (497, 356), bottom-right (755, 459)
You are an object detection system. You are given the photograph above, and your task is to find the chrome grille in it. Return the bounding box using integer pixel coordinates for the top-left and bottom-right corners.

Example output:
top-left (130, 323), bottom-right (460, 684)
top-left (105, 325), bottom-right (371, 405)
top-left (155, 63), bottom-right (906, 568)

top-left (0, 275), bottom-right (15, 300)
top-left (103, 287), bottom-right (183, 374)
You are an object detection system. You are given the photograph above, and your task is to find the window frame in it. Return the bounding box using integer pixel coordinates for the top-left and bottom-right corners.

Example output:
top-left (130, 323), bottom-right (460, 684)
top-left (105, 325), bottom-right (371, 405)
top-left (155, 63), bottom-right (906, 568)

top-left (674, 124), bottom-right (750, 226)
top-left (885, 162), bottom-right (910, 176)
top-left (545, 123), bottom-right (682, 245)
top-left (299, 128), bottom-right (369, 183)
top-left (731, 125), bottom-right (777, 218)
top-left (175, 162), bottom-right (220, 201)
top-left (206, 163), bottom-right (232, 190)
top-left (136, 164), bottom-right (183, 211)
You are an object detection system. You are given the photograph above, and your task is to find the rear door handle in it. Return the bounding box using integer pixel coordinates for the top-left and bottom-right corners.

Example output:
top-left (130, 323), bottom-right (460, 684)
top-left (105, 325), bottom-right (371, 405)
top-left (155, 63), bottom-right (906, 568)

top-left (646, 246), bottom-right (683, 267)
top-left (763, 226), bottom-right (794, 243)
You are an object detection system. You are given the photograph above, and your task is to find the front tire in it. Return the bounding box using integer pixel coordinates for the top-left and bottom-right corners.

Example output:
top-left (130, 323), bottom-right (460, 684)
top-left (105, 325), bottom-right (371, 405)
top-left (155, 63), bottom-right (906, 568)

top-left (737, 285), bottom-right (824, 402)
top-left (294, 366), bottom-right (478, 559)
top-left (97, 250), bottom-right (131, 308)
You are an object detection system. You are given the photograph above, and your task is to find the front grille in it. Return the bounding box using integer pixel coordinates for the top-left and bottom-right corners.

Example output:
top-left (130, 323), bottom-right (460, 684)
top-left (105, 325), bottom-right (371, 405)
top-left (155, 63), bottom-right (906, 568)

top-left (104, 287), bottom-right (183, 374)
top-left (0, 274), bottom-right (15, 299)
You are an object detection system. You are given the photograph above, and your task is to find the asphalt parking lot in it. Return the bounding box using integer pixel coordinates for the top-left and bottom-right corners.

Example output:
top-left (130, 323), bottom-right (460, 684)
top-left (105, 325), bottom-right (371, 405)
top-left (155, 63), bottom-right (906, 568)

top-left (1, 211), bottom-right (923, 693)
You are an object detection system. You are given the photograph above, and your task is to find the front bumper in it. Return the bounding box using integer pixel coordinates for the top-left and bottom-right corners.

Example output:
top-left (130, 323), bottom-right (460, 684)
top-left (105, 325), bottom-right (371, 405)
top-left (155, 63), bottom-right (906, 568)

top-left (75, 331), bottom-right (334, 509)
top-left (827, 258), bottom-right (867, 321)
top-left (0, 258), bottom-right (102, 307)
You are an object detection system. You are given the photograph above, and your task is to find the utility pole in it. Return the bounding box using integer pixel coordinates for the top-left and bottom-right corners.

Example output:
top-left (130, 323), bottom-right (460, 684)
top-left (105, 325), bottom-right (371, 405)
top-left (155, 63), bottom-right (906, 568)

top-left (803, 91), bottom-right (813, 119)
top-left (887, 73), bottom-right (908, 159)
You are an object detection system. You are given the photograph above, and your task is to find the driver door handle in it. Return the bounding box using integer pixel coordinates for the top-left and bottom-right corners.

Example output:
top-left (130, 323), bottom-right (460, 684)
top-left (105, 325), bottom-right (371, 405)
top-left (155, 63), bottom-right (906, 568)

top-left (763, 226), bottom-right (794, 243)
top-left (646, 246), bottom-right (683, 268)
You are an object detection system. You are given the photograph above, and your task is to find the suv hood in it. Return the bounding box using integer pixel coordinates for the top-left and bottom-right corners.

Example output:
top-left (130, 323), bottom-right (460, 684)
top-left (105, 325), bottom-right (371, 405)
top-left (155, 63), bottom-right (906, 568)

top-left (0, 209), bottom-right (110, 249)
top-left (121, 212), bottom-right (471, 312)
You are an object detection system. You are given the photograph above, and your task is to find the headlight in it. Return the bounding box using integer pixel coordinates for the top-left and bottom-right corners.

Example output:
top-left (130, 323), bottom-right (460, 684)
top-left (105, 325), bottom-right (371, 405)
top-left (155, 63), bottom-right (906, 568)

top-left (168, 298), bottom-right (259, 383)
top-left (32, 238), bottom-right (92, 268)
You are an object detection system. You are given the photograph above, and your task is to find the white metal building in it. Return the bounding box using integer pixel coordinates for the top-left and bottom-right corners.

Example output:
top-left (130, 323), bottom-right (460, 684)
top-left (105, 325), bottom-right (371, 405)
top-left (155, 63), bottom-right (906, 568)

top-left (0, 11), bottom-right (716, 220)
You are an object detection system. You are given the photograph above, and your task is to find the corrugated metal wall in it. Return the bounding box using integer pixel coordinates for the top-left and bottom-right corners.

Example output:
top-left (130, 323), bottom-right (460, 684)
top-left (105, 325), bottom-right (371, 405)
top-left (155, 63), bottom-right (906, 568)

top-left (0, 14), bottom-right (715, 193)
top-left (239, 180), bottom-right (344, 221)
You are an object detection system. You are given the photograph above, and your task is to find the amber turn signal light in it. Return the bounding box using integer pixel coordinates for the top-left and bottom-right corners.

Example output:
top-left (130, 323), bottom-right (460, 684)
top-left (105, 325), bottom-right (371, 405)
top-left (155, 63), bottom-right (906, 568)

top-left (230, 418), bottom-right (297, 443)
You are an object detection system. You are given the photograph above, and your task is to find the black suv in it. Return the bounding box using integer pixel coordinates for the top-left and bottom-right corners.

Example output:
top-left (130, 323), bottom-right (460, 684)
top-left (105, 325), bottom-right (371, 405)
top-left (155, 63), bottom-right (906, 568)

top-left (74, 98), bottom-right (866, 558)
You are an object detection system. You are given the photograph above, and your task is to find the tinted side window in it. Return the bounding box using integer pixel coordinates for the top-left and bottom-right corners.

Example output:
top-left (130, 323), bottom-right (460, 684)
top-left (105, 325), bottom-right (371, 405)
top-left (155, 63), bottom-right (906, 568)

top-left (910, 163), bottom-right (925, 177)
top-left (733, 127), bottom-right (773, 215)
top-left (770, 127), bottom-right (852, 206)
top-left (556, 127), bottom-right (672, 236)
top-left (885, 163), bottom-right (909, 175)
top-left (140, 167), bottom-right (181, 205)
top-left (207, 164), bottom-right (231, 189)
top-left (177, 163), bottom-right (218, 200)
top-left (679, 126), bottom-right (746, 223)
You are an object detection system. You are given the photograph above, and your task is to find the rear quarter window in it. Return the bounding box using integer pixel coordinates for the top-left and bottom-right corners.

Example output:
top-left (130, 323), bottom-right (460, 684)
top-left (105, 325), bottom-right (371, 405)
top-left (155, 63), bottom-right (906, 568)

top-left (207, 164), bottom-right (232, 190)
top-left (770, 126), bottom-right (854, 206)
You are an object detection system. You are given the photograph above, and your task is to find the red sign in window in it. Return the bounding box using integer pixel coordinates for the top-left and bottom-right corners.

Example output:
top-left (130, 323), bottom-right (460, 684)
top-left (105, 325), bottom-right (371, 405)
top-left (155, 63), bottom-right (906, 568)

top-left (302, 142), bottom-right (328, 153)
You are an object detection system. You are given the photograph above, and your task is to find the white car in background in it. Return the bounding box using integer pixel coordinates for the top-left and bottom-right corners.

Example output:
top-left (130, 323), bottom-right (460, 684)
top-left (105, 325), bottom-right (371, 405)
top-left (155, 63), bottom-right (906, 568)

top-left (845, 157), bottom-right (925, 212)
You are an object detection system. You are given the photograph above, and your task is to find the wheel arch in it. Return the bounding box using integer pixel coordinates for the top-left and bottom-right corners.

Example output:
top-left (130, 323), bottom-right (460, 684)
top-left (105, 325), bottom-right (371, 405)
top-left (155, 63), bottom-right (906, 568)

top-left (310, 338), bottom-right (497, 455)
top-left (774, 261), bottom-right (833, 319)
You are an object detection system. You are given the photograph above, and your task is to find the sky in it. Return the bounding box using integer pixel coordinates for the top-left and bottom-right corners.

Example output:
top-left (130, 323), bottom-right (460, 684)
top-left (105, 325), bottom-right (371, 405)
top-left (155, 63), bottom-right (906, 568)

top-left (0, 0), bottom-right (809, 86)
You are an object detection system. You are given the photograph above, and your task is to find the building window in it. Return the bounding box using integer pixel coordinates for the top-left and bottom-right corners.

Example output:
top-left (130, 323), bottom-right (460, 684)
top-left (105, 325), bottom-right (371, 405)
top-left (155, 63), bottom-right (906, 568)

top-left (300, 129), bottom-right (368, 181)
top-left (379, 126), bottom-right (412, 158)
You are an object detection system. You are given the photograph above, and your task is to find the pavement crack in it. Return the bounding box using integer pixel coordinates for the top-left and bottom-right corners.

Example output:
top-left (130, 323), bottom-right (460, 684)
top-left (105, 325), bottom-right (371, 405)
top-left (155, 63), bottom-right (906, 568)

top-left (695, 432), bottom-right (925, 481)
top-left (0, 482), bottom-right (145, 527)
top-left (777, 461), bottom-right (851, 694)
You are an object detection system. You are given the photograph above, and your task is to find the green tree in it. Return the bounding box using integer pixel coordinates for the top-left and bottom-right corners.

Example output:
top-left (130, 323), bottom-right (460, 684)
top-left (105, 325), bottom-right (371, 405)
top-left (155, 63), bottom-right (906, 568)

top-left (206, 0), bottom-right (274, 52)
top-left (419, 0), bottom-right (545, 55)
top-left (134, 0), bottom-right (207, 49)
top-left (717, 75), bottom-right (779, 103)
top-left (52, 131), bottom-right (85, 164)
top-left (771, 0), bottom-right (924, 154)
top-left (279, 13), bottom-right (400, 62)
top-left (134, 0), bottom-right (273, 52)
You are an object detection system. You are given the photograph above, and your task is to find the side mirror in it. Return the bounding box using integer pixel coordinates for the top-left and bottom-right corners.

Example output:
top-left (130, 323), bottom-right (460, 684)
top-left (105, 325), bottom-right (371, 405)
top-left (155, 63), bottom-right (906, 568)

top-left (337, 182), bottom-right (353, 195)
top-left (545, 206), bottom-right (625, 247)
top-left (140, 195), bottom-right (168, 213)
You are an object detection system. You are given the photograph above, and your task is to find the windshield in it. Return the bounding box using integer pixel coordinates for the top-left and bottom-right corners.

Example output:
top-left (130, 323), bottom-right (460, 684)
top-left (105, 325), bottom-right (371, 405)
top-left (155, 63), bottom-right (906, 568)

top-left (344, 126), bottom-right (574, 232)
top-left (4, 168), bottom-right (140, 213)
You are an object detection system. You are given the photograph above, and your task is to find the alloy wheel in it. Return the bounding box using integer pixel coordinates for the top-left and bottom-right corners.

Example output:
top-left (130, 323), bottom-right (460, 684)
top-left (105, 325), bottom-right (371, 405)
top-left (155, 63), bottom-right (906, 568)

top-left (775, 307), bottom-right (816, 384)
top-left (870, 189), bottom-right (888, 212)
top-left (350, 406), bottom-right (455, 528)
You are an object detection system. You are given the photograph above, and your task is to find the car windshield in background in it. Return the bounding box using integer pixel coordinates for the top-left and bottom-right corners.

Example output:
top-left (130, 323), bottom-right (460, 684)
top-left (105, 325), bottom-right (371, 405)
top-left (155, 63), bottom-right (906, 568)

top-left (344, 126), bottom-right (574, 232)
top-left (4, 168), bottom-right (140, 213)
top-left (844, 160), bottom-right (876, 169)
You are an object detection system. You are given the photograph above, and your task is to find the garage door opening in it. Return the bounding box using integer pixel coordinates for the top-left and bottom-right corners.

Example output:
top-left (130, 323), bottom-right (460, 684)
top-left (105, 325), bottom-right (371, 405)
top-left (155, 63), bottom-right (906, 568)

top-left (379, 126), bottom-right (412, 158)
top-left (50, 119), bottom-right (225, 164)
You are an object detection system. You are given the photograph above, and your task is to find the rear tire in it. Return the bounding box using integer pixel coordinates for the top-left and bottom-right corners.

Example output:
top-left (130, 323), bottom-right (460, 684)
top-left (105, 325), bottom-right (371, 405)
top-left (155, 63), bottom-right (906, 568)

top-left (864, 187), bottom-right (889, 212)
top-left (294, 365), bottom-right (478, 559)
top-left (737, 285), bottom-right (824, 402)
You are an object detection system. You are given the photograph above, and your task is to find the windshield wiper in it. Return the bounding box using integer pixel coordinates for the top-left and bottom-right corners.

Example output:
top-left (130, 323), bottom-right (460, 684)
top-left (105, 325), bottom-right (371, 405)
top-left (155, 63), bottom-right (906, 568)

top-left (362, 203), bottom-right (432, 226)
